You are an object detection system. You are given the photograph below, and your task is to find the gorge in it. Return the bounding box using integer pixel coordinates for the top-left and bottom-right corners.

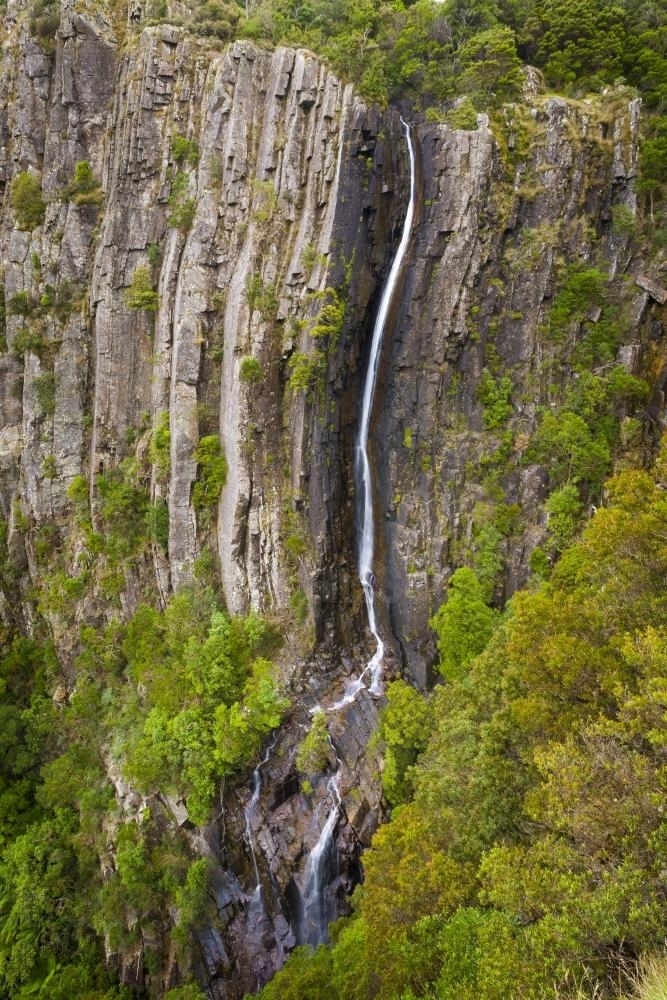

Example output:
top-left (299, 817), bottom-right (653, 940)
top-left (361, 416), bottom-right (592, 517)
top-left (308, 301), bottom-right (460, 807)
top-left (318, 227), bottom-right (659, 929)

top-left (1, 1), bottom-right (667, 999)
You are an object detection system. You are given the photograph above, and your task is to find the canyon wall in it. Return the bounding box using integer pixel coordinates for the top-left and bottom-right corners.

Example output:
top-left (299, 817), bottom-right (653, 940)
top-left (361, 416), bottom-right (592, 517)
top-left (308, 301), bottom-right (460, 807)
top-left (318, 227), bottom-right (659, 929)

top-left (0, 3), bottom-right (665, 995)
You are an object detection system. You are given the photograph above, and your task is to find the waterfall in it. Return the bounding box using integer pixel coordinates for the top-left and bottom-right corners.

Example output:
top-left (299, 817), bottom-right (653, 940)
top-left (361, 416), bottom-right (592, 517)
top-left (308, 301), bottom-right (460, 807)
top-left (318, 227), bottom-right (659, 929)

top-left (299, 770), bottom-right (342, 946)
top-left (244, 739), bottom-right (275, 902)
top-left (333, 118), bottom-right (416, 710)
top-left (298, 119), bottom-right (416, 948)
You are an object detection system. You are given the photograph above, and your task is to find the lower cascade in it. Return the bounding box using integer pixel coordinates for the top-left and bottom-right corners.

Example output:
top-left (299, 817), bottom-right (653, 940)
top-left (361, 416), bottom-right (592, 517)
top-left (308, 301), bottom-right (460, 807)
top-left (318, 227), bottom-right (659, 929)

top-left (299, 770), bottom-right (342, 946)
top-left (244, 740), bottom-right (275, 903)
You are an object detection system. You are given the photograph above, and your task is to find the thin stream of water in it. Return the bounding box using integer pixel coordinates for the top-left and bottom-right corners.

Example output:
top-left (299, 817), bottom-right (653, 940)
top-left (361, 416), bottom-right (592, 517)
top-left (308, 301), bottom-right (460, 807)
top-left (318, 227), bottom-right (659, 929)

top-left (300, 768), bottom-right (342, 946)
top-left (299, 119), bottom-right (417, 947)
top-left (332, 118), bottom-right (416, 711)
top-left (243, 738), bottom-right (276, 901)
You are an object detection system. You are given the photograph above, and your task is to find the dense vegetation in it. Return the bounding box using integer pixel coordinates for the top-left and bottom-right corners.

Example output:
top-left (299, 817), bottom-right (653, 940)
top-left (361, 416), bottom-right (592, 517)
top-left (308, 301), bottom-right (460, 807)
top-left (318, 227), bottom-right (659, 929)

top-left (0, 588), bottom-right (286, 998)
top-left (255, 441), bottom-right (667, 1000)
top-left (142, 0), bottom-right (667, 186)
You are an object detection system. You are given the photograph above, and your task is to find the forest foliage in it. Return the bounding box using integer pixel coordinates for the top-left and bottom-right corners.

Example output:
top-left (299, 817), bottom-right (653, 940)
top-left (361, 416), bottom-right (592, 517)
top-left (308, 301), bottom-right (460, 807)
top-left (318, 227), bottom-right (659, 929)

top-left (146, 0), bottom-right (667, 120)
top-left (0, 588), bottom-right (287, 998)
top-left (256, 441), bottom-right (667, 999)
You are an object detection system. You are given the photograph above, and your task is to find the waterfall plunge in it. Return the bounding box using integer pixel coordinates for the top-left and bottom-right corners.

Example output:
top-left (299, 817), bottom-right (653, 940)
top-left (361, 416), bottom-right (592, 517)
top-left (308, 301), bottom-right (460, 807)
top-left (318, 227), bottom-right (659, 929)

top-left (333, 118), bottom-right (416, 711)
top-left (299, 120), bottom-right (417, 947)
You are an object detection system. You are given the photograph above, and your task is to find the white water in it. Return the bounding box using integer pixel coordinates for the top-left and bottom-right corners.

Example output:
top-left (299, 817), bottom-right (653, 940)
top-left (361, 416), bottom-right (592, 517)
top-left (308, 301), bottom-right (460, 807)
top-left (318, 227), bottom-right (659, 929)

top-left (299, 120), bottom-right (417, 948)
top-left (300, 770), bottom-right (342, 946)
top-left (333, 118), bottom-right (416, 710)
top-left (243, 739), bottom-right (276, 901)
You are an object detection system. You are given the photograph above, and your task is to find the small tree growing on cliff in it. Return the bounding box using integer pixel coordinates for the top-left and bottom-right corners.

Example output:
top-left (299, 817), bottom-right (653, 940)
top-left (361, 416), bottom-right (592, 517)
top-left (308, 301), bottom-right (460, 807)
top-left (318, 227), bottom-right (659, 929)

top-left (11, 172), bottom-right (46, 231)
top-left (296, 709), bottom-right (331, 777)
top-left (192, 435), bottom-right (227, 511)
top-left (125, 266), bottom-right (158, 312)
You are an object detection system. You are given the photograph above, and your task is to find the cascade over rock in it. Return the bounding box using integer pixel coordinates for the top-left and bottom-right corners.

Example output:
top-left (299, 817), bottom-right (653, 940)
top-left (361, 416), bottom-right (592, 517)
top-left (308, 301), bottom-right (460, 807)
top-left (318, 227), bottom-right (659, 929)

top-left (0, 5), bottom-right (663, 997)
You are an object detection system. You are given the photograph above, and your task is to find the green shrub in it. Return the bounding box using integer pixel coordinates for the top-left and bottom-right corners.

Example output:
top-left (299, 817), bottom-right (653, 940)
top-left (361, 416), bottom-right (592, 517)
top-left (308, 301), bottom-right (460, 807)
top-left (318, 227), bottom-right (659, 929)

top-left (476, 369), bottom-right (513, 429)
top-left (246, 274), bottom-right (279, 321)
top-left (193, 435), bottom-right (227, 511)
top-left (7, 291), bottom-right (37, 317)
top-left (288, 350), bottom-right (325, 396)
top-left (147, 241), bottom-right (161, 266)
top-left (32, 372), bottom-right (57, 415)
top-left (290, 588), bottom-right (309, 623)
top-left (528, 410), bottom-right (612, 494)
top-left (145, 499), bottom-right (169, 552)
top-left (149, 411), bottom-right (171, 481)
top-left (296, 709), bottom-right (330, 776)
top-left (430, 567), bottom-right (501, 682)
top-left (445, 97), bottom-right (479, 130)
top-left (11, 327), bottom-right (52, 360)
top-left (458, 26), bottom-right (523, 105)
top-left (165, 982), bottom-right (208, 999)
top-left (65, 160), bottom-right (104, 206)
top-left (239, 356), bottom-right (263, 383)
top-left (548, 266), bottom-right (608, 341)
top-left (125, 266), bottom-right (158, 312)
top-left (308, 288), bottom-right (345, 349)
top-left (41, 454), bottom-right (58, 478)
top-left (171, 132), bottom-right (199, 168)
top-left (545, 483), bottom-right (584, 549)
top-left (66, 475), bottom-right (89, 521)
top-left (374, 680), bottom-right (433, 805)
top-left (11, 172), bottom-right (46, 231)
top-left (168, 172), bottom-right (196, 232)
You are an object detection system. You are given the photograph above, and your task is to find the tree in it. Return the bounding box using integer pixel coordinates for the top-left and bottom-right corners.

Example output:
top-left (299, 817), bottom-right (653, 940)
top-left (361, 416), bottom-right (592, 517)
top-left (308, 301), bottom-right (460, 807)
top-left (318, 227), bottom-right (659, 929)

top-left (430, 568), bottom-right (501, 681)
top-left (458, 25), bottom-right (523, 103)
top-left (11, 171), bottom-right (46, 231)
top-left (375, 681), bottom-right (433, 805)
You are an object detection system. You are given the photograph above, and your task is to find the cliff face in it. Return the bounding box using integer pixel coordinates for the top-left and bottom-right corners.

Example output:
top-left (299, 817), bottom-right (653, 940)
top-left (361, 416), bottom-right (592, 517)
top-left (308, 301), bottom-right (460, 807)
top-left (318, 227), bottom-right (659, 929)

top-left (376, 94), bottom-right (653, 684)
top-left (0, 3), bottom-right (665, 997)
top-left (0, 8), bottom-right (405, 640)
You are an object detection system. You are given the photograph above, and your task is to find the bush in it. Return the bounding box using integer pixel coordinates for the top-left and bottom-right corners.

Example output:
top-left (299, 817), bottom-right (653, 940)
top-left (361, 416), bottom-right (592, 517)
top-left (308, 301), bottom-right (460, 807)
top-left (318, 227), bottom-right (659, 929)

top-left (288, 350), bottom-right (325, 396)
top-left (193, 435), bottom-right (227, 511)
top-left (7, 292), bottom-right (37, 317)
top-left (11, 172), bottom-right (46, 231)
top-left (65, 160), bottom-right (103, 206)
top-left (11, 327), bottom-right (52, 360)
top-left (168, 172), bottom-right (196, 232)
top-left (41, 454), bottom-right (57, 478)
top-left (146, 499), bottom-right (169, 552)
top-left (444, 97), bottom-right (479, 130)
top-left (296, 709), bottom-right (330, 776)
top-left (476, 369), bottom-right (513, 429)
top-left (545, 483), bottom-right (584, 549)
top-left (32, 372), bottom-right (57, 415)
top-left (239, 356), bottom-right (263, 383)
top-left (125, 266), bottom-right (158, 312)
top-left (548, 266), bottom-right (608, 341)
top-left (375, 680), bottom-right (434, 806)
top-left (149, 411), bottom-right (171, 481)
top-left (430, 568), bottom-right (501, 682)
top-left (171, 132), bottom-right (199, 168)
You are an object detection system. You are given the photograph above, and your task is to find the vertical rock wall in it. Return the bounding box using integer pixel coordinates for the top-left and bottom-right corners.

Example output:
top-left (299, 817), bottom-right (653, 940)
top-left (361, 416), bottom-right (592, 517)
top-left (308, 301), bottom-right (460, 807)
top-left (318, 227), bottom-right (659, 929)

top-left (0, 7), bottom-right (665, 997)
top-left (372, 96), bottom-right (657, 684)
top-left (0, 11), bottom-right (408, 644)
